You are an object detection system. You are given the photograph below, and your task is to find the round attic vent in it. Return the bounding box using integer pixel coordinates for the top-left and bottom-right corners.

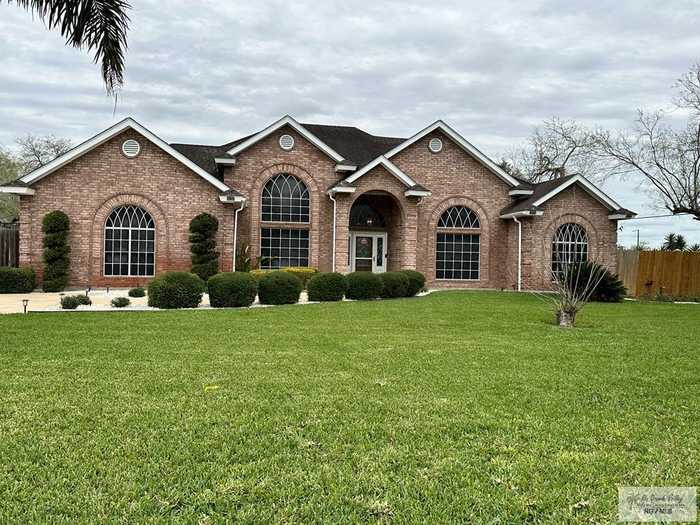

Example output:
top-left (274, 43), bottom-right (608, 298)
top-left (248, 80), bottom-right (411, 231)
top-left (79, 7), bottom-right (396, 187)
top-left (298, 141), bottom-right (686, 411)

top-left (122, 139), bottom-right (141, 157)
top-left (428, 138), bottom-right (443, 153)
top-left (279, 134), bottom-right (295, 151)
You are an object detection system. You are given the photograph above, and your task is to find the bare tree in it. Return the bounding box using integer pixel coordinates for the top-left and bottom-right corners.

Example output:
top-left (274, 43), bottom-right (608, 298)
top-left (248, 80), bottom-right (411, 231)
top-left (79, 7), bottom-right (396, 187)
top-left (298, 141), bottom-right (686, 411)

top-left (595, 63), bottom-right (700, 220)
top-left (15, 135), bottom-right (72, 174)
top-left (0, 147), bottom-right (20, 221)
top-left (503, 117), bottom-right (600, 183)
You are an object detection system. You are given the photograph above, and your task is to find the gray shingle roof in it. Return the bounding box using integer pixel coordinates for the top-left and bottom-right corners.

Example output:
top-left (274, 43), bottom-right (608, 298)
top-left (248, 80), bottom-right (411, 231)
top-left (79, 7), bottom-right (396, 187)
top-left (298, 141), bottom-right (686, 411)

top-left (500, 175), bottom-right (579, 216)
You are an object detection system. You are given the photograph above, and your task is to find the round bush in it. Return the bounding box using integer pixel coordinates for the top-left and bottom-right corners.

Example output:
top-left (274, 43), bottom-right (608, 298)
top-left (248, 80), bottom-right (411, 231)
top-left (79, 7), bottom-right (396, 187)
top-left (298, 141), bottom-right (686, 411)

top-left (400, 270), bottom-right (426, 297)
top-left (258, 271), bottom-right (302, 305)
top-left (346, 272), bottom-right (383, 300)
top-left (60, 295), bottom-right (81, 310)
top-left (147, 272), bottom-right (205, 309)
top-left (380, 271), bottom-right (409, 298)
top-left (307, 272), bottom-right (347, 302)
top-left (111, 297), bottom-right (130, 308)
top-left (76, 294), bottom-right (92, 306)
top-left (0, 267), bottom-right (36, 293)
top-left (208, 272), bottom-right (258, 308)
top-left (128, 287), bottom-right (146, 298)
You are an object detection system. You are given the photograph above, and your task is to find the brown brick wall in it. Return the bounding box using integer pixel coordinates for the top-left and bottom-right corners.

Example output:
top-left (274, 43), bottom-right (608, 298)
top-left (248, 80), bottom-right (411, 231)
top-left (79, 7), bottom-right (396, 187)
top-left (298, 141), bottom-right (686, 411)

top-left (18, 129), bottom-right (234, 288)
top-left (16, 123), bottom-right (619, 290)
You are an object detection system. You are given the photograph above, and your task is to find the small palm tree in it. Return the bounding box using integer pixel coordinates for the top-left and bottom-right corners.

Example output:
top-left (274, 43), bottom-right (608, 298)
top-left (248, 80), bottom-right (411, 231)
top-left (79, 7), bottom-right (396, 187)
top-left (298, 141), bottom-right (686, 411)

top-left (688, 243), bottom-right (700, 253)
top-left (7, 0), bottom-right (131, 95)
top-left (662, 233), bottom-right (688, 251)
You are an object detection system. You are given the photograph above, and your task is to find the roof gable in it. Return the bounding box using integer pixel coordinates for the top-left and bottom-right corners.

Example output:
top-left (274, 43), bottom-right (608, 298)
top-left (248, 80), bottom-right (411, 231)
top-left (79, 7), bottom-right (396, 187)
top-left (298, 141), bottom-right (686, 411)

top-left (18, 118), bottom-right (230, 192)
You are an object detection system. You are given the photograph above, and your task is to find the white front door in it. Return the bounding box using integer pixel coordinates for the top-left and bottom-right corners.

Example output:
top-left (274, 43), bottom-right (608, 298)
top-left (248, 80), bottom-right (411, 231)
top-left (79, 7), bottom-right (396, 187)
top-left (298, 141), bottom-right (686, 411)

top-left (350, 232), bottom-right (387, 273)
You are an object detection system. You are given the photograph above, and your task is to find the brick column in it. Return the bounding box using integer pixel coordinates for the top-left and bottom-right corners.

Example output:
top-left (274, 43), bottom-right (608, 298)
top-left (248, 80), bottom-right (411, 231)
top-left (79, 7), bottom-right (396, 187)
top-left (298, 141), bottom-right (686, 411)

top-left (334, 195), bottom-right (351, 273)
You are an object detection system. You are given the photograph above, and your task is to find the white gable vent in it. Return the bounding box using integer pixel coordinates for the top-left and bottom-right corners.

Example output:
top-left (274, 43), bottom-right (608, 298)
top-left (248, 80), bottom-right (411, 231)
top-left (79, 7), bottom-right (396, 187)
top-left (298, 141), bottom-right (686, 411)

top-left (279, 134), bottom-right (295, 151)
top-left (122, 139), bottom-right (141, 158)
top-left (428, 138), bottom-right (443, 153)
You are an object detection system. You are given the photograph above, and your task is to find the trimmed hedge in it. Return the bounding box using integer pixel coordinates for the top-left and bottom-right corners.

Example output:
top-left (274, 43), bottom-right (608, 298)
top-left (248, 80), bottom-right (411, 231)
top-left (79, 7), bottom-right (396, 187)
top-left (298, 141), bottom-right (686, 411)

top-left (42, 210), bottom-right (70, 292)
top-left (128, 287), bottom-right (146, 298)
top-left (346, 272), bottom-right (383, 300)
top-left (250, 267), bottom-right (318, 289)
top-left (60, 295), bottom-right (81, 310)
top-left (189, 213), bottom-right (219, 281)
top-left (111, 297), bottom-right (130, 308)
top-left (307, 272), bottom-right (347, 302)
top-left (380, 271), bottom-right (409, 298)
top-left (147, 272), bottom-right (205, 309)
top-left (75, 294), bottom-right (92, 306)
top-left (208, 272), bottom-right (258, 308)
top-left (258, 271), bottom-right (302, 305)
top-left (0, 267), bottom-right (35, 293)
top-left (400, 270), bottom-right (425, 297)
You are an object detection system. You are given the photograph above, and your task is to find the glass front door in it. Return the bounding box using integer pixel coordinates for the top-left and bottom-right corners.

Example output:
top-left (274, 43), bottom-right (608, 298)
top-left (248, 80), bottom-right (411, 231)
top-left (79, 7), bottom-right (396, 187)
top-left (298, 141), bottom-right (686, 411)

top-left (351, 232), bottom-right (387, 273)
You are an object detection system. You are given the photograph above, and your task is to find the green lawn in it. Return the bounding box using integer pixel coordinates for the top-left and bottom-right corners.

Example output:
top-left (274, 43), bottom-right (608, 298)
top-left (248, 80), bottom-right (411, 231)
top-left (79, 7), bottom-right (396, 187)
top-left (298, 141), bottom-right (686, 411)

top-left (0, 292), bottom-right (698, 524)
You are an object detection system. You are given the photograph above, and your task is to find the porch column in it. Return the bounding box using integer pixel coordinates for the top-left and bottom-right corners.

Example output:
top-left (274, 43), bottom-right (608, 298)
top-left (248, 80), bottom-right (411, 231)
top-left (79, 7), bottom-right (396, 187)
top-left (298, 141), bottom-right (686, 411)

top-left (334, 195), bottom-right (351, 273)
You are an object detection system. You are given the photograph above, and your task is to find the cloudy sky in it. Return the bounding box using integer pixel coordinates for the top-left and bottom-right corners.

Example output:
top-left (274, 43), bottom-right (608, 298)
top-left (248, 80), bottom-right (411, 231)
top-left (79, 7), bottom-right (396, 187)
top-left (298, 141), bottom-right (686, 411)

top-left (1, 0), bottom-right (699, 246)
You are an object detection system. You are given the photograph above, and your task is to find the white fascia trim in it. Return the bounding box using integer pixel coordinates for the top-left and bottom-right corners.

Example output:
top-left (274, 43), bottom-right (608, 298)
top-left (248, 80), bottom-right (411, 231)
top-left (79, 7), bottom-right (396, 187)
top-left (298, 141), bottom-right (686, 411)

top-left (215, 157), bottom-right (236, 165)
top-left (344, 156), bottom-right (416, 188)
top-left (381, 120), bottom-right (520, 187)
top-left (509, 188), bottom-right (534, 196)
top-left (404, 189), bottom-right (432, 197)
top-left (19, 117), bottom-right (230, 193)
top-left (608, 213), bottom-right (629, 220)
top-left (219, 194), bottom-right (246, 204)
top-left (328, 186), bottom-right (357, 194)
top-left (532, 174), bottom-right (622, 211)
top-left (0, 186), bottom-right (35, 195)
top-left (499, 210), bottom-right (544, 219)
top-left (226, 115), bottom-right (345, 162)
top-left (335, 164), bottom-right (357, 172)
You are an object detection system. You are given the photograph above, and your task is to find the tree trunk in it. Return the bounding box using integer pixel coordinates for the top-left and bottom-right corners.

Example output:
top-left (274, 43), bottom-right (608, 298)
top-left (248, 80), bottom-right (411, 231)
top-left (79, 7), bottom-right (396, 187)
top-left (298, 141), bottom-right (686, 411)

top-left (556, 309), bottom-right (576, 328)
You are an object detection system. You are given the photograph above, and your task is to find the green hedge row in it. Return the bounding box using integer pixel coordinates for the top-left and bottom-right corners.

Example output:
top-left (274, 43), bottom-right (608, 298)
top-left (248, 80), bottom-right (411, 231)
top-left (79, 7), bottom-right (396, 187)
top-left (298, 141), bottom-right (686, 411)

top-left (0, 267), bottom-right (35, 293)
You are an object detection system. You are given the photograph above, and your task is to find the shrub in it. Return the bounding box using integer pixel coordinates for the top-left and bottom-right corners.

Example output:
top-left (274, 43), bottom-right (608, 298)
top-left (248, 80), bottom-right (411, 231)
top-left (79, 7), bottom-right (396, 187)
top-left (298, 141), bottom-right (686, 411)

top-left (401, 270), bottom-right (426, 297)
top-left (249, 267), bottom-right (318, 289)
top-left (189, 213), bottom-right (219, 281)
top-left (75, 294), bottom-right (92, 306)
top-left (307, 272), bottom-right (347, 302)
top-left (111, 297), bottom-right (130, 308)
top-left (60, 295), bottom-right (81, 310)
top-left (207, 272), bottom-right (258, 308)
top-left (42, 210), bottom-right (70, 292)
top-left (346, 272), bottom-right (383, 300)
top-left (380, 271), bottom-right (409, 298)
top-left (147, 272), bottom-right (205, 309)
top-left (258, 271), bottom-right (302, 305)
top-left (128, 287), bottom-right (146, 298)
top-left (0, 267), bottom-right (35, 293)
top-left (563, 261), bottom-right (627, 303)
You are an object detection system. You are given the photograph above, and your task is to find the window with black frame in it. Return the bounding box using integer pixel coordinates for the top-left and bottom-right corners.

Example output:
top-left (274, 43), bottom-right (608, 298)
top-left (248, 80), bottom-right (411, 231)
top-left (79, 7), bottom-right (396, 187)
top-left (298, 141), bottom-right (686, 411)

top-left (436, 206), bottom-right (480, 280)
top-left (104, 205), bottom-right (155, 276)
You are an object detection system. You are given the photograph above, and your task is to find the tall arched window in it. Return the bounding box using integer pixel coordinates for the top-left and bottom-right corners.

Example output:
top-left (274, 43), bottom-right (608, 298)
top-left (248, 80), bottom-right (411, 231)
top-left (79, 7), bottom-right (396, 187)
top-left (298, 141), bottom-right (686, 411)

top-left (436, 206), bottom-right (480, 280)
top-left (260, 174), bottom-right (310, 269)
top-left (261, 173), bottom-right (309, 222)
top-left (552, 223), bottom-right (588, 276)
top-left (104, 205), bottom-right (155, 276)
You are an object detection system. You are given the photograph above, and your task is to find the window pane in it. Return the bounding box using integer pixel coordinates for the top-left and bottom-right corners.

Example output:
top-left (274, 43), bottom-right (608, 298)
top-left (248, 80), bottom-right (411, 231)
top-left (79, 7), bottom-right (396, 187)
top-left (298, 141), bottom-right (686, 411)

top-left (436, 232), bottom-right (480, 280)
top-left (551, 223), bottom-right (588, 277)
top-left (261, 174), bottom-right (309, 223)
top-left (260, 228), bottom-right (310, 268)
top-left (104, 205), bottom-right (156, 277)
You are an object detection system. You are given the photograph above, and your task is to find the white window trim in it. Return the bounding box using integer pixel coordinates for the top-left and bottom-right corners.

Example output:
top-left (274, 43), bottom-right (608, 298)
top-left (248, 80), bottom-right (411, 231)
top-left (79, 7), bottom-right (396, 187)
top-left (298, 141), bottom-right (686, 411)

top-left (103, 207), bottom-right (156, 278)
top-left (435, 229), bottom-right (481, 281)
top-left (226, 115), bottom-right (345, 162)
top-left (18, 118), bottom-right (230, 193)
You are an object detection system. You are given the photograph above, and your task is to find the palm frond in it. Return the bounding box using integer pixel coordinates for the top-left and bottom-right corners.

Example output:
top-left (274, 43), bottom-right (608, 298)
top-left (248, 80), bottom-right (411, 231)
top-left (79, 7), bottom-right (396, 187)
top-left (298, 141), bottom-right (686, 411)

top-left (8, 0), bottom-right (131, 95)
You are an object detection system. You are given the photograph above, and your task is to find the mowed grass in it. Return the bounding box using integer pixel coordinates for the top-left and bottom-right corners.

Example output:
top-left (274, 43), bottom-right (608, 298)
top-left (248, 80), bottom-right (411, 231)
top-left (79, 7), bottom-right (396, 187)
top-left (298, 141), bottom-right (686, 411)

top-left (0, 292), bottom-right (698, 524)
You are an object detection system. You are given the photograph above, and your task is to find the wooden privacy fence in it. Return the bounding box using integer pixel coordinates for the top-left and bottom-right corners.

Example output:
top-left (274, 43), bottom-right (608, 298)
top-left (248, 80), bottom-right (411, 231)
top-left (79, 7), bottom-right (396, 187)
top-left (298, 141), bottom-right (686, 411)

top-left (617, 248), bottom-right (700, 297)
top-left (0, 222), bottom-right (19, 267)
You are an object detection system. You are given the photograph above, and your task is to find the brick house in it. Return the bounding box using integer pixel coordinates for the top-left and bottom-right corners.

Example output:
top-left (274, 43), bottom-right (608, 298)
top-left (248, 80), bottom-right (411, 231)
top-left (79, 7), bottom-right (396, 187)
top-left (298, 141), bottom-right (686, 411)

top-left (0, 115), bottom-right (635, 290)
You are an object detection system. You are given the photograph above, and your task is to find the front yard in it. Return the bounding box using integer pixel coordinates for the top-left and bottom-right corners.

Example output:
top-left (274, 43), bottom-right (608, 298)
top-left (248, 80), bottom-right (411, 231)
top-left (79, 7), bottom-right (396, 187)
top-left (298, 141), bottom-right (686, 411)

top-left (0, 291), bottom-right (698, 523)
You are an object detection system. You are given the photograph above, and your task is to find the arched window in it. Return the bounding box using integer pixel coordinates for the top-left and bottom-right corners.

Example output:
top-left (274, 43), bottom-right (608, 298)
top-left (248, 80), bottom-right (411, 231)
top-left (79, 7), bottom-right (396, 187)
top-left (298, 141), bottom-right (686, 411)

top-left (104, 205), bottom-right (155, 276)
top-left (261, 174), bottom-right (309, 223)
top-left (552, 223), bottom-right (588, 276)
top-left (436, 206), bottom-right (480, 280)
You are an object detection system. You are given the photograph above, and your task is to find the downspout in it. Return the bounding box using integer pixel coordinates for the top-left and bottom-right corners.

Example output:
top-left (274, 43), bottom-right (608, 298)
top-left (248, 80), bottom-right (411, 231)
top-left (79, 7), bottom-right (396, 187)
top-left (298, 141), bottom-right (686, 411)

top-left (513, 217), bottom-right (522, 291)
top-left (328, 192), bottom-right (337, 272)
top-left (232, 200), bottom-right (245, 272)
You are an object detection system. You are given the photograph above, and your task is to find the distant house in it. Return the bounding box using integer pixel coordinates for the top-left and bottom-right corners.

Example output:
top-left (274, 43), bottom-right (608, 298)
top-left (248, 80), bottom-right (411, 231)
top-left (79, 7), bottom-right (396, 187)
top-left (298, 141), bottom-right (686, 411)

top-left (0, 115), bottom-right (634, 289)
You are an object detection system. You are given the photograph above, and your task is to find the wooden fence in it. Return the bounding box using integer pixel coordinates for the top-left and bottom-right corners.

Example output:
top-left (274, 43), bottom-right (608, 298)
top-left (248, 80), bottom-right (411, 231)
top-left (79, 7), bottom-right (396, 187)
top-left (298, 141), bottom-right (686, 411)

top-left (617, 248), bottom-right (700, 297)
top-left (0, 222), bottom-right (19, 267)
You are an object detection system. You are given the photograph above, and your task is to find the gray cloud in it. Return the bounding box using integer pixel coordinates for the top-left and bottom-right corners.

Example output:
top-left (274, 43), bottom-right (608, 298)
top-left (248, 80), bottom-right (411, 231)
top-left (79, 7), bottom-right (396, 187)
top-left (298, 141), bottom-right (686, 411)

top-left (1, 0), bottom-right (699, 245)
